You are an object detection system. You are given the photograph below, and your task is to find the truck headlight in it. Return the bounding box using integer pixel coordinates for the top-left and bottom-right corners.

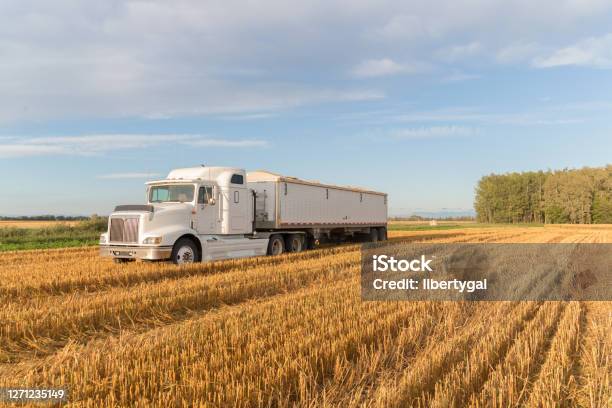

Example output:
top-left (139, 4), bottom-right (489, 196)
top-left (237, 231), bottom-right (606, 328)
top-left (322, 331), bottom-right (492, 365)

top-left (99, 234), bottom-right (107, 244)
top-left (143, 236), bottom-right (162, 245)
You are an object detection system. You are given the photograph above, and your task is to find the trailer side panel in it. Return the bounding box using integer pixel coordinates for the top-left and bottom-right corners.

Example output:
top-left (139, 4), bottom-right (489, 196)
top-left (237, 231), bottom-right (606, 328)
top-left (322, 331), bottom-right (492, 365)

top-left (278, 181), bottom-right (386, 227)
top-left (248, 172), bottom-right (387, 230)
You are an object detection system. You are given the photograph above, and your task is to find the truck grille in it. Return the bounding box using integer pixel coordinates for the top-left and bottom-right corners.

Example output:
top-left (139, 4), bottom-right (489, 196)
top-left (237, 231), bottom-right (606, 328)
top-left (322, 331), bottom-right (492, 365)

top-left (110, 217), bottom-right (139, 243)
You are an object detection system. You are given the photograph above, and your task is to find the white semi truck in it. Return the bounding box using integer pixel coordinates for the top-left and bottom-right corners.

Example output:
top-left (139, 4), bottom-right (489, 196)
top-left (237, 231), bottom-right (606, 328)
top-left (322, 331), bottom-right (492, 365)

top-left (100, 166), bottom-right (388, 264)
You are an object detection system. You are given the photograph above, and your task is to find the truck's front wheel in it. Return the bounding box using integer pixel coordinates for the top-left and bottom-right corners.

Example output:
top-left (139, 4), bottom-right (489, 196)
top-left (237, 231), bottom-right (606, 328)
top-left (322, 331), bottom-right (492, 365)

top-left (171, 238), bottom-right (199, 265)
top-left (267, 235), bottom-right (285, 256)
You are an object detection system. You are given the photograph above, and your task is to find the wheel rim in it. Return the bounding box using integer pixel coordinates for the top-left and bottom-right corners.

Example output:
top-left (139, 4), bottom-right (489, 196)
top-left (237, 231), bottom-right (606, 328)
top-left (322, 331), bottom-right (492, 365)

top-left (176, 245), bottom-right (194, 264)
top-left (271, 239), bottom-right (282, 255)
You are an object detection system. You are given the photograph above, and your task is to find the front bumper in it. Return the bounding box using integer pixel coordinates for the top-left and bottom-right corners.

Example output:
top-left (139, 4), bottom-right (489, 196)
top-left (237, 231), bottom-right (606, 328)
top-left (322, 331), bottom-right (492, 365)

top-left (99, 245), bottom-right (173, 260)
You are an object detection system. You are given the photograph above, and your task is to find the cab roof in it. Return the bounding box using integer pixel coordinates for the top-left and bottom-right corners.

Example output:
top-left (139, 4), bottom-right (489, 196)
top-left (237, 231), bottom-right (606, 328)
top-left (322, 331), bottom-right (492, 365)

top-left (146, 166), bottom-right (246, 186)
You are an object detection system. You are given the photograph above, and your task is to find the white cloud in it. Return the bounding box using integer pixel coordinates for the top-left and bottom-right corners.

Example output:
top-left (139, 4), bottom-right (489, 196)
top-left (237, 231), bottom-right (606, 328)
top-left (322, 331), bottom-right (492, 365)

top-left (492, 116), bottom-right (583, 126)
top-left (0, 134), bottom-right (269, 158)
top-left (97, 173), bottom-right (161, 180)
top-left (219, 113), bottom-right (278, 121)
top-left (437, 42), bottom-right (482, 62)
top-left (496, 42), bottom-right (541, 64)
top-left (1, 1), bottom-right (612, 123)
top-left (533, 33), bottom-right (612, 68)
top-left (350, 58), bottom-right (428, 78)
top-left (392, 108), bottom-right (489, 123)
top-left (184, 139), bottom-right (269, 147)
top-left (0, 144), bottom-right (69, 158)
top-left (376, 106), bottom-right (590, 126)
top-left (390, 126), bottom-right (476, 139)
top-left (369, 14), bottom-right (442, 41)
top-left (351, 59), bottom-right (404, 78)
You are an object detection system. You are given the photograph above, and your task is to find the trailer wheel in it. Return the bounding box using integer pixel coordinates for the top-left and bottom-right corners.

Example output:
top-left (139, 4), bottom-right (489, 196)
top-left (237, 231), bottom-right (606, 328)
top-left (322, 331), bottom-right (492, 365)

top-left (378, 227), bottom-right (387, 241)
top-left (171, 238), bottom-right (199, 265)
top-left (369, 228), bottom-right (379, 242)
top-left (286, 234), bottom-right (303, 253)
top-left (267, 235), bottom-right (285, 256)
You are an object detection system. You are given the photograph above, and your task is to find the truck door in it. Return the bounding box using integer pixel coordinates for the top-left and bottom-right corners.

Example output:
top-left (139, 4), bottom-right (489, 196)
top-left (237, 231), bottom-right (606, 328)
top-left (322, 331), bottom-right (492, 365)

top-left (196, 185), bottom-right (216, 234)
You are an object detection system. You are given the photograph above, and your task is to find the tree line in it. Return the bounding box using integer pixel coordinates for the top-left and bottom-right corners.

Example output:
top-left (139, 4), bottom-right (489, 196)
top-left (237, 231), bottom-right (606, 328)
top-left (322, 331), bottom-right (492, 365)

top-left (474, 165), bottom-right (612, 224)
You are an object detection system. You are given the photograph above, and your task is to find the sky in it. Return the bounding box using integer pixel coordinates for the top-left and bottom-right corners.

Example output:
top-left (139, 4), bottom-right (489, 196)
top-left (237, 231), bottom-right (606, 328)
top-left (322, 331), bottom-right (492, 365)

top-left (1, 0), bottom-right (611, 216)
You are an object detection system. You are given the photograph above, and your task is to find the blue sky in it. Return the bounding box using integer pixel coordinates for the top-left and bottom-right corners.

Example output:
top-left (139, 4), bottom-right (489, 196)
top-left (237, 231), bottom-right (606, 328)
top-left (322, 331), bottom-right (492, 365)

top-left (1, 1), bottom-right (611, 216)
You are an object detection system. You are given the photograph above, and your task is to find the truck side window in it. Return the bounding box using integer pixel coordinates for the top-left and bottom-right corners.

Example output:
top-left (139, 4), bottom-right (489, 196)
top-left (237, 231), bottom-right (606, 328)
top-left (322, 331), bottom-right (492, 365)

top-left (198, 186), bottom-right (214, 204)
top-left (198, 187), bottom-right (206, 204)
top-left (234, 190), bottom-right (239, 203)
top-left (230, 174), bottom-right (244, 184)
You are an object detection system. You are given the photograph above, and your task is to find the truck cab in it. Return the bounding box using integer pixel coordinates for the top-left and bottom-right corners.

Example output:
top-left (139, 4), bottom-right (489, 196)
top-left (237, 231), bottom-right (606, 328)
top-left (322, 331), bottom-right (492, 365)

top-left (100, 166), bottom-right (268, 264)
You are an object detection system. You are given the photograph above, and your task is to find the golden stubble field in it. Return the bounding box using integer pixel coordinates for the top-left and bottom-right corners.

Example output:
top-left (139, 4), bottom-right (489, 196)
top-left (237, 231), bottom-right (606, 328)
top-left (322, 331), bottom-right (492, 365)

top-left (0, 225), bottom-right (610, 407)
top-left (0, 220), bottom-right (80, 229)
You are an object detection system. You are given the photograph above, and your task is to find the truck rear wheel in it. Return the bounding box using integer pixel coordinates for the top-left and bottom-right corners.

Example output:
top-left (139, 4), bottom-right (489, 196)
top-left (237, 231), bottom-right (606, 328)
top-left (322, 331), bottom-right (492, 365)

top-left (285, 234), bottom-right (303, 253)
top-left (369, 228), bottom-right (379, 242)
top-left (378, 227), bottom-right (387, 241)
top-left (267, 235), bottom-right (285, 256)
top-left (171, 238), bottom-right (199, 265)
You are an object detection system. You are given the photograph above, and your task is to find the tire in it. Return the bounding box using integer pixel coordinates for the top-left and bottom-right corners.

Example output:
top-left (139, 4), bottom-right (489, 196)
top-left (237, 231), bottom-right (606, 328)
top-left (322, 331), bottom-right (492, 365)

top-left (171, 238), bottom-right (199, 265)
top-left (285, 234), bottom-right (303, 253)
top-left (378, 227), bottom-right (387, 241)
top-left (369, 228), bottom-right (379, 242)
top-left (267, 234), bottom-right (285, 256)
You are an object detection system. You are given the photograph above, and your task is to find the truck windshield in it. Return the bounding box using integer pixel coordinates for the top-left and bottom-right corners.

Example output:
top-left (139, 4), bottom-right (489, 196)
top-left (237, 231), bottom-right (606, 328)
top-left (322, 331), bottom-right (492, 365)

top-left (149, 184), bottom-right (195, 203)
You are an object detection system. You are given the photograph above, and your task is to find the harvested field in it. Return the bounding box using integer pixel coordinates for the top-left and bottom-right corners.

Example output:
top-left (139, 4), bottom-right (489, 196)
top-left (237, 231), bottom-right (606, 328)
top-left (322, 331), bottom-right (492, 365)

top-left (0, 220), bottom-right (80, 229)
top-left (0, 225), bottom-right (610, 407)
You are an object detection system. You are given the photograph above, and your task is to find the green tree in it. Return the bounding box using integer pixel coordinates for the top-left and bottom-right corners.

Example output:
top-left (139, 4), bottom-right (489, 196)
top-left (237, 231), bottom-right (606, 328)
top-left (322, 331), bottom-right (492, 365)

top-left (475, 165), bottom-right (610, 225)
